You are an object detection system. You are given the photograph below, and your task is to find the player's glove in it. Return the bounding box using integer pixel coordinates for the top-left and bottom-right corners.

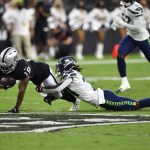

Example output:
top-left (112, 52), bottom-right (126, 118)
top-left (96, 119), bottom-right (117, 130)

top-left (111, 17), bottom-right (126, 30)
top-left (115, 17), bottom-right (126, 27)
top-left (36, 85), bottom-right (43, 93)
top-left (2, 78), bottom-right (16, 90)
top-left (44, 95), bottom-right (56, 105)
top-left (8, 107), bottom-right (19, 113)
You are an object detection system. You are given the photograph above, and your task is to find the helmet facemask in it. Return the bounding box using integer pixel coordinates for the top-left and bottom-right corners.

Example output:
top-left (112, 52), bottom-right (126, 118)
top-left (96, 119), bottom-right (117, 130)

top-left (56, 56), bottom-right (77, 76)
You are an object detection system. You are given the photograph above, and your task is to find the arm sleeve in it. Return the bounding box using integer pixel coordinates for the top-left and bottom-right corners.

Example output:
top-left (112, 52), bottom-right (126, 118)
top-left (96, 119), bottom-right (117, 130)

top-left (42, 78), bottom-right (72, 93)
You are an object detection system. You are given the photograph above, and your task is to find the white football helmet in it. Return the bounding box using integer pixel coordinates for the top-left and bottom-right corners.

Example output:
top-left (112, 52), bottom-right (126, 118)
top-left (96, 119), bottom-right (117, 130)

top-left (0, 47), bottom-right (18, 74)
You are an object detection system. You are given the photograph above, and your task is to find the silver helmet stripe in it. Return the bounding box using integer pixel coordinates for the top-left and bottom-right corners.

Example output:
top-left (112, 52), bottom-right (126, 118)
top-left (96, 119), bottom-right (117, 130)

top-left (2, 47), bottom-right (12, 63)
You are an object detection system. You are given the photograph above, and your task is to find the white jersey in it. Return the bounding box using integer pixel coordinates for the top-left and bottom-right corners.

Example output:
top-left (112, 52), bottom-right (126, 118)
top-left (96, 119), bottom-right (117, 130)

top-left (121, 1), bottom-right (149, 41)
top-left (62, 70), bottom-right (105, 106)
top-left (68, 8), bottom-right (87, 30)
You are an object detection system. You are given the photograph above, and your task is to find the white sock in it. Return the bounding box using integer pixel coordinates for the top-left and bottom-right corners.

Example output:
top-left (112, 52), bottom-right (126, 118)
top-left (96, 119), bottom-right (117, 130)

top-left (76, 44), bottom-right (83, 59)
top-left (121, 77), bottom-right (129, 84)
top-left (95, 43), bottom-right (104, 59)
top-left (49, 46), bottom-right (56, 58)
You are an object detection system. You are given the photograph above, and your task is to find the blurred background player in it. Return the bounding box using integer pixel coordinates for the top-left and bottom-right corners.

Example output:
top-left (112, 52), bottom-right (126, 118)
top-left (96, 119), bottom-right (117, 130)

top-left (34, 0), bottom-right (51, 60)
top-left (0, 0), bottom-right (11, 52)
top-left (68, 0), bottom-right (87, 60)
top-left (3, 0), bottom-right (35, 59)
top-left (47, 17), bottom-right (74, 59)
top-left (84, 0), bottom-right (110, 59)
top-left (111, 0), bottom-right (150, 92)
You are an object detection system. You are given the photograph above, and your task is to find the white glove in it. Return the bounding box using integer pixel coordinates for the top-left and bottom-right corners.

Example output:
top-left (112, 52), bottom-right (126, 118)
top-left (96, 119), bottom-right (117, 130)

top-left (115, 17), bottom-right (126, 27)
top-left (111, 17), bottom-right (126, 31)
top-left (111, 21), bottom-right (118, 31)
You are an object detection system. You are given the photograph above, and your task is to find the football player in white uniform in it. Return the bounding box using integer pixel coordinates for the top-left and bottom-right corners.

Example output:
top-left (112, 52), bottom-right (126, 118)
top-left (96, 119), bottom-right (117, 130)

top-left (36, 56), bottom-right (150, 111)
top-left (139, 0), bottom-right (150, 57)
top-left (68, 0), bottom-right (87, 60)
top-left (111, 0), bottom-right (150, 92)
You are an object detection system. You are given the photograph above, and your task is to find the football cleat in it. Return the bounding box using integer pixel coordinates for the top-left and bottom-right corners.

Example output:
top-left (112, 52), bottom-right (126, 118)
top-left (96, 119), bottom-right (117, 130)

top-left (116, 82), bottom-right (131, 93)
top-left (69, 98), bottom-right (80, 112)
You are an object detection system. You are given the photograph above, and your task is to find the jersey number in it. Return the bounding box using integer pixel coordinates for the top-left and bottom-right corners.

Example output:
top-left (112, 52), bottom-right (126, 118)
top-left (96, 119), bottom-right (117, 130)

top-left (24, 66), bottom-right (31, 76)
top-left (122, 13), bottom-right (131, 24)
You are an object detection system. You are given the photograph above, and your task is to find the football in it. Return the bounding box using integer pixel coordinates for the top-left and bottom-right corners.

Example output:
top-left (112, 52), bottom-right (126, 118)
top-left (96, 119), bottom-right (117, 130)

top-left (0, 77), bottom-right (16, 89)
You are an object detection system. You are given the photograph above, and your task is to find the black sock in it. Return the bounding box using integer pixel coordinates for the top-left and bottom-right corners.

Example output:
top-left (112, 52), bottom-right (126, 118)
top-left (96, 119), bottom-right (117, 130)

top-left (117, 57), bottom-right (126, 77)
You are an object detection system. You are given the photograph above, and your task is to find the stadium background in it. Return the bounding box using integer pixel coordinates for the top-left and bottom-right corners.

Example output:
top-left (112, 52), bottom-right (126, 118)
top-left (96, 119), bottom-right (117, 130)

top-left (1, 0), bottom-right (150, 58)
top-left (63, 0), bottom-right (150, 54)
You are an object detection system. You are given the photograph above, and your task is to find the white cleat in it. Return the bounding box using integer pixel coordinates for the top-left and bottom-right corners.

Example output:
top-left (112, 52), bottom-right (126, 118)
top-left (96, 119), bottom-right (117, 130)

top-left (69, 99), bottom-right (80, 112)
top-left (116, 82), bottom-right (131, 93)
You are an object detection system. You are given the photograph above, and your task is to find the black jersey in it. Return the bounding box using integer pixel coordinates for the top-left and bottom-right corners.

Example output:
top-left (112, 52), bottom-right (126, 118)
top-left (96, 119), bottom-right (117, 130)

top-left (0, 59), bottom-right (50, 85)
top-left (29, 60), bottom-right (50, 85)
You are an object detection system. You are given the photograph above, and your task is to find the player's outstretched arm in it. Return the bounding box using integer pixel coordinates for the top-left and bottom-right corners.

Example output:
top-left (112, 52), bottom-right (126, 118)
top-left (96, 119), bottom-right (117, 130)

top-left (37, 78), bottom-right (72, 94)
top-left (8, 77), bottom-right (30, 113)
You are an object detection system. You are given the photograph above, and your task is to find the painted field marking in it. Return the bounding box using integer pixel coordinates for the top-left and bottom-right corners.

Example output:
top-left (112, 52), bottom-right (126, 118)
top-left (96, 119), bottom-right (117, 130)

top-left (0, 113), bottom-right (150, 133)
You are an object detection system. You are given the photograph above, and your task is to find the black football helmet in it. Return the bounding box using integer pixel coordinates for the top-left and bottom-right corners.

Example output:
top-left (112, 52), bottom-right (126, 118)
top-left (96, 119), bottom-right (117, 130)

top-left (56, 56), bottom-right (77, 74)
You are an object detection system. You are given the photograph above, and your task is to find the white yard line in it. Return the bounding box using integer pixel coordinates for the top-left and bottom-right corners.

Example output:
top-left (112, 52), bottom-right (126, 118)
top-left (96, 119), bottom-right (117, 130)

top-left (47, 58), bottom-right (147, 66)
top-left (1, 112), bottom-right (150, 117)
top-left (86, 76), bottom-right (150, 81)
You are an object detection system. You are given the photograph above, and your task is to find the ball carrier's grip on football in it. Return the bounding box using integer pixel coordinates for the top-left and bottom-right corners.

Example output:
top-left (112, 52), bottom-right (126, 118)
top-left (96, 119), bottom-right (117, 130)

top-left (0, 77), bottom-right (16, 90)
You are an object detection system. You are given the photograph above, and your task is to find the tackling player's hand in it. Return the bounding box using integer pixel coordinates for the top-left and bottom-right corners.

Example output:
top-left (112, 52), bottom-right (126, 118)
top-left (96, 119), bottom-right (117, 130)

top-left (8, 107), bottom-right (19, 113)
top-left (36, 85), bottom-right (43, 92)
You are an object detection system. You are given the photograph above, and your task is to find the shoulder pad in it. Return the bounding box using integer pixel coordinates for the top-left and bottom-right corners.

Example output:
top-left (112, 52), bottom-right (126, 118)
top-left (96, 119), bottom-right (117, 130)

top-left (62, 70), bottom-right (78, 79)
top-left (127, 3), bottom-right (143, 17)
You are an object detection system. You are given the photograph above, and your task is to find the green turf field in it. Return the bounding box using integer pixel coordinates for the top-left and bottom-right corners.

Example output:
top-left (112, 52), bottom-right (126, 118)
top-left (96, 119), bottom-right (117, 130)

top-left (0, 54), bottom-right (150, 150)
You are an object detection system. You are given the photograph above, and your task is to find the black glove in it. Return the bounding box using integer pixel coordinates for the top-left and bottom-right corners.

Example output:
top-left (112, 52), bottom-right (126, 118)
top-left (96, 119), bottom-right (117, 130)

top-left (36, 85), bottom-right (43, 93)
top-left (2, 78), bottom-right (16, 90)
top-left (8, 107), bottom-right (19, 113)
top-left (44, 96), bottom-right (56, 105)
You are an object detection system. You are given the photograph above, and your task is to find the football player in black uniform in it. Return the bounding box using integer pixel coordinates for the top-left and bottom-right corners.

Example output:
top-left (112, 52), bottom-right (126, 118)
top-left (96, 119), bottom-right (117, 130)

top-left (0, 47), bottom-right (80, 113)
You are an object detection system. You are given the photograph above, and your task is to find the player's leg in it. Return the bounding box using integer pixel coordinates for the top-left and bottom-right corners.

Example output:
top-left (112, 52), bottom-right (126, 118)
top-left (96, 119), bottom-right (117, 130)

top-left (138, 98), bottom-right (150, 109)
top-left (75, 29), bottom-right (85, 60)
top-left (95, 30), bottom-right (106, 59)
top-left (42, 67), bottom-right (79, 109)
top-left (136, 38), bottom-right (150, 62)
top-left (117, 35), bottom-right (136, 92)
top-left (100, 90), bottom-right (138, 111)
